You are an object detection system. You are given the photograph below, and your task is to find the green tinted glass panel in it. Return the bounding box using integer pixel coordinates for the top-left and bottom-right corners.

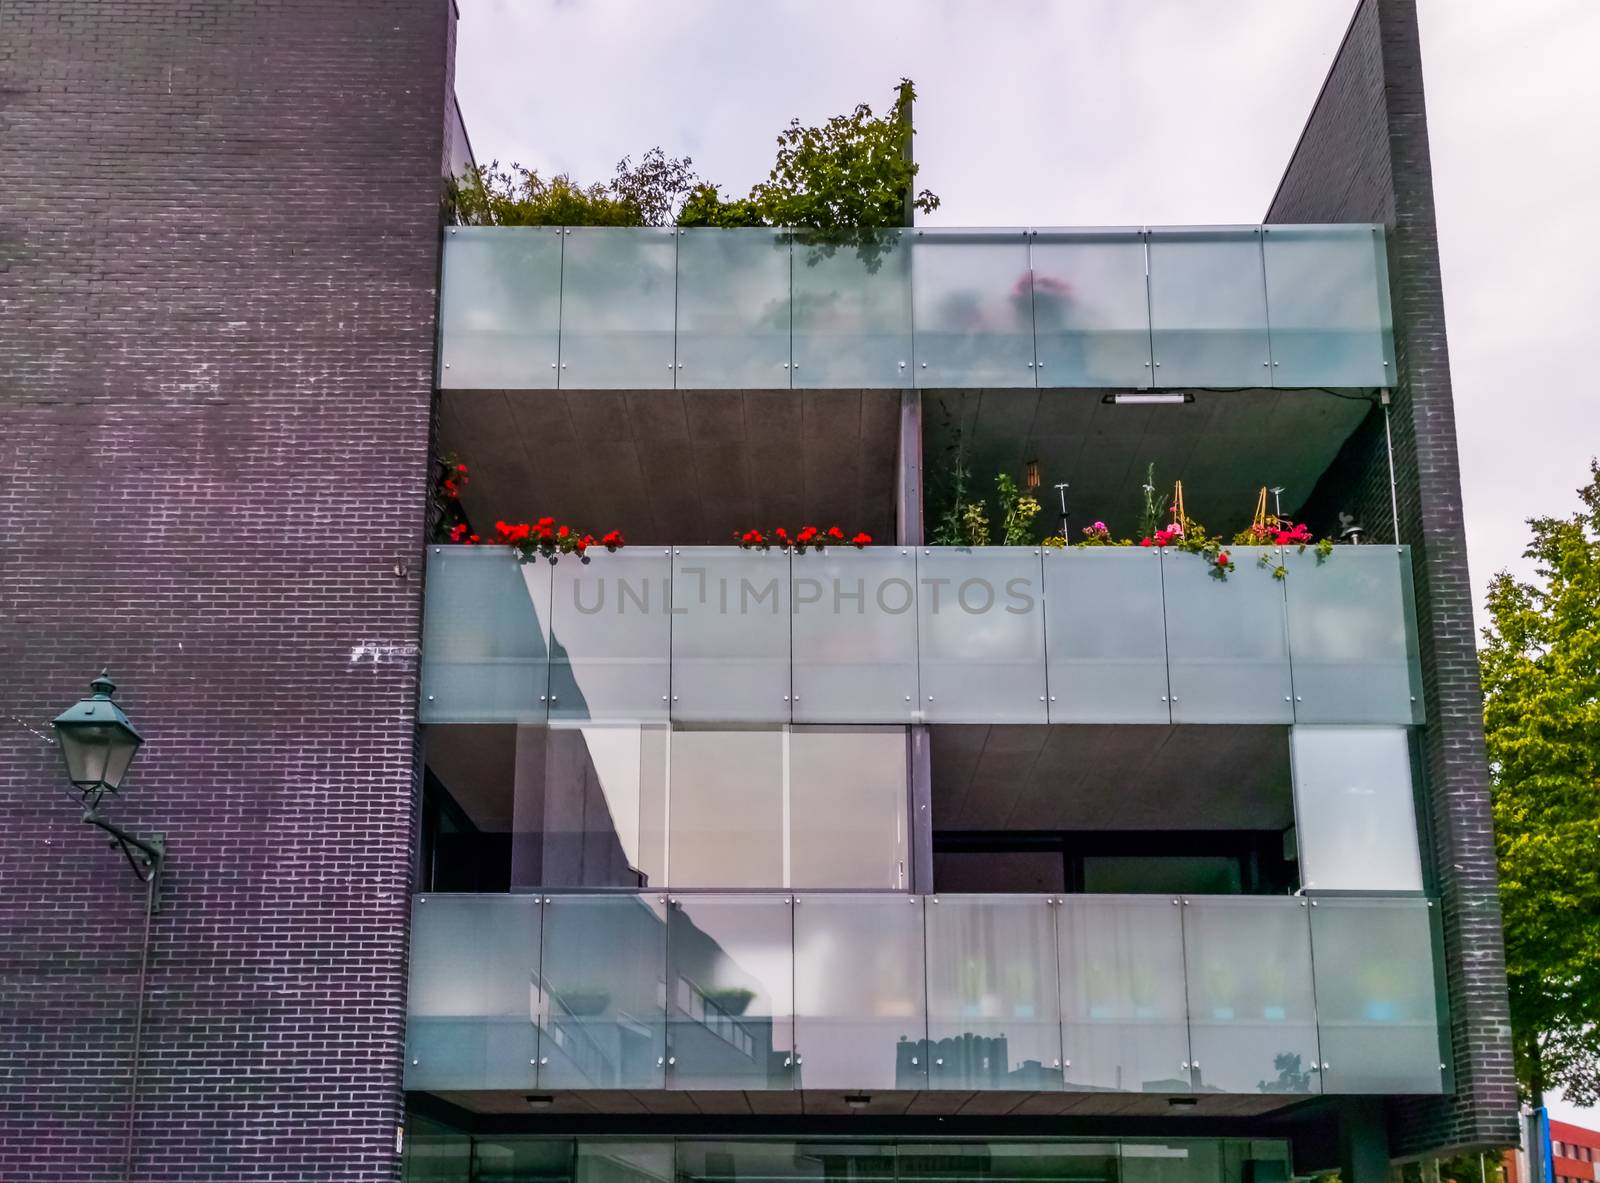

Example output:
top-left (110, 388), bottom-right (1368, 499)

top-left (1161, 547), bottom-right (1293, 723)
top-left (558, 227), bottom-right (677, 389)
top-left (791, 230), bottom-right (912, 388)
top-left (916, 547), bottom-right (1047, 722)
top-left (675, 228), bottom-right (791, 389)
top-left (791, 547), bottom-right (919, 723)
top-left (1044, 547), bottom-right (1170, 723)
top-left (670, 548), bottom-right (791, 722)
top-left (548, 550), bottom-right (671, 722)
top-left (1148, 227), bottom-right (1270, 386)
top-left (912, 230), bottom-right (1037, 387)
top-left (1262, 224), bottom-right (1394, 388)
top-left (421, 546), bottom-right (551, 723)
top-left (439, 227), bottom-right (563, 389)
top-left (1030, 229), bottom-right (1153, 387)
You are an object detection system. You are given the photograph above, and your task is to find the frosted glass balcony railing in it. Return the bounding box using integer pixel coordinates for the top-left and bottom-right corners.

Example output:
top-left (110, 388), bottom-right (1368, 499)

top-left (438, 224), bottom-right (1396, 391)
top-left (405, 892), bottom-right (1447, 1096)
top-left (421, 544), bottom-right (1424, 727)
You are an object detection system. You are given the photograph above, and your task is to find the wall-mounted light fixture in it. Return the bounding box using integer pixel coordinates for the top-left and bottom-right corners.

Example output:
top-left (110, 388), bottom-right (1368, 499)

top-left (1024, 459), bottom-right (1041, 490)
top-left (1102, 392), bottom-right (1195, 406)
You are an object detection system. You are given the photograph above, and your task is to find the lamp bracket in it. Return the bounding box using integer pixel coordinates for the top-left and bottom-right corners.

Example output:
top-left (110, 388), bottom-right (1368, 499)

top-left (83, 809), bottom-right (165, 912)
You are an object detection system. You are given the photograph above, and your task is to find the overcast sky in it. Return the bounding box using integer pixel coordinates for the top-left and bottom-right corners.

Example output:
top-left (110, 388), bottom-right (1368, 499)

top-left (455, 0), bottom-right (1596, 1114)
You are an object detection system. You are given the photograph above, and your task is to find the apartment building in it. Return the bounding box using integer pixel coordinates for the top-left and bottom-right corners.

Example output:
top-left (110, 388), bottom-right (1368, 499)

top-left (0, 1), bottom-right (1517, 1180)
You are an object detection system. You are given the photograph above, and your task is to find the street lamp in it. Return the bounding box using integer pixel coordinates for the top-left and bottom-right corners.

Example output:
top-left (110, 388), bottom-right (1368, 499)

top-left (52, 674), bottom-right (165, 909)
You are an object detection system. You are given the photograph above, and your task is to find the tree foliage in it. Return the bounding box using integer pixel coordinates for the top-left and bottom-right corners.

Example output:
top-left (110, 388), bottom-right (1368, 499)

top-left (446, 147), bottom-right (698, 227)
top-left (1480, 458), bottom-right (1600, 1105)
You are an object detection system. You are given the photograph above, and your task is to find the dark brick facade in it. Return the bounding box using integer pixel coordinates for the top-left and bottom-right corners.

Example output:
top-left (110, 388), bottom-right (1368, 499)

top-left (1268, 0), bottom-right (1519, 1156)
top-left (0, 2), bottom-right (451, 1179)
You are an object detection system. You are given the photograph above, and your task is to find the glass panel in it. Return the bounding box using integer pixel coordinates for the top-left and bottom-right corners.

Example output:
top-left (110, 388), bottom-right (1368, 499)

top-left (537, 894), bottom-right (668, 1090)
top-left (514, 725), bottom-right (668, 891)
top-left (404, 895), bottom-right (540, 1090)
top-left (558, 227), bottom-right (676, 389)
top-left (1161, 547), bottom-right (1293, 723)
top-left (549, 550), bottom-right (671, 723)
top-left (789, 727), bottom-right (908, 890)
top-left (1181, 898), bottom-right (1320, 1096)
top-left (1309, 897), bottom-right (1445, 1093)
top-left (793, 894), bottom-right (928, 1090)
top-left (1058, 896), bottom-right (1192, 1092)
top-left (897, 1143), bottom-right (1118, 1183)
top-left (1030, 229), bottom-right (1153, 387)
top-left (917, 547), bottom-right (1047, 723)
top-left (668, 728), bottom-right (785, 889)
top-left (791, 230), bottom-right (913, 388)
top-left (421, 547), bottom-right (551, 724)
top-left (1290, 726), bottom-right (1424, 893)
top-left (676, 1142), bottom-right (896, 1183)
top-left (1148, 227), bottom-right (1270, 386)
top-left (1220, 1142), bottom-right (1293, 1183)
top-left (1044, 547), bottom-right (1170, 723)
top-left (1262, 224), bottom-right (1394, 388)
top-left (675, 228), bottom-right (792, 389)
top-left (471, 1140), bottom-right (574, 1183)
top-left (791, 547), bottom-right (918, 723)
top-left (402, 1125), bottom-right (472, 1183)
top-left (1120, 1143), bottom-right (1222, 1183)
top-left (666, 895), bottom-right (795, 1089)
top-left (671, 548), bottom-right (791, 722)
top-left (1284, 545), bottom-right (1421, 723)
top-left (911, 230), bottom-right (1037, 387)
top-left (439, 227), bottom-right (563, 389)
top-left (576, 1141), bottom-right (674, 1183)
top-left (925, 895), bottom-right (1063, 1090)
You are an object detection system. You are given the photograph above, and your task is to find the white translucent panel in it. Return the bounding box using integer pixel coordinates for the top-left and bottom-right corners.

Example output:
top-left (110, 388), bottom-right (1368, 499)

top-left (1262, 224), bottom-right (1395, 388)
top-left (1284, 545), bottom-right (1423, 723)
top-left (1043, 547), bottom-right (1171, 723)
top-left (916, 547), bottom-right (1047, 722)
top-left (1030, 229), bottom-right (1154, 387)
top-left (667, 728), bottom-right (784, 889)
top-left (1309, 898), bottom-right (1445, 1093)
top-left (793, 894), bottom-right (928, 1090)
top-left (924, 895), bottom-right (1063, 1090)
top-left (439, 227), bottom-right (563, 389)
top-left (1290, 726), bottom-right (1424, 893)
top-left (558, 227), bottom-right (676, 389)
top-left (675, 228), bottom-right (792, 389)
top-left (911, 230), bottom-right (1037, 387)
top-left (537, 894), bottom-right (668, 1090)
top-left (421, 547), bottom-right (551, 723)
top-left (1058, 896), bottom-right (1192, 1092)
top-left (666, 895), bottom-right (795, 1090)
top-left (1148, 227), bottom-right (1270, 386)
top-left (791, 230), bottom-right (913, 387)
top-left (1181, 898), bottom-right (1320, 1096)
top-left (791, 547), bottom-right (919, 723)
top-left (1162, 547), bottom-right (1293, 722)
top-left (670, 548), bottom-right (791, 722)
top-left (404, 895), bottom-right (541, 1090)
top-left (789, 727), bottom-right (908, 890)
top-left (548, 550), bottom-right (671, 722)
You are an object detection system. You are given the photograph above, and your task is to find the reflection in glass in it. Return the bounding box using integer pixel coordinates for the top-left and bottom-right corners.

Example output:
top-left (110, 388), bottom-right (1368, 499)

top-left (537, 895), bottom-right (668, 1090)
top-left (1058, 897), bottom-right (1192, 1092)
top-left (471, 1139), bottom-right (575, 1183)
top-left (404, 895), bottom-right (540, 1090)
top-left (1261, 224), bottom-right (1394, 388)
top-left (439, 227), bottom-right (563, 389)
top-left (1290, 726), bottom-right (1423, 893)
top-left (576, 1141), bottom-right (674, 1183)
top-left (1044, 548), bottom-right (1171, 723)
top-left (1147, 227), bottom-right (1270, 387)
top-left (675, 228), bottom-right (792, 388)
top-left (911, 230), bottom-right (1036, 387)
top-left (1121, 1142), bottom-right (1222, 1183)
top-left (789, 728), bottom-right (908, 890)
top-left (1181, 899), bottom-right (1320, 1096)
top-left (666, 896), bottom-right (795, 1089)
top-left (677, 1142), bottom-right (896, 1183)
top-left (791, 230), bottom-right (912, 387)
top-left (668, 729), bottom-right (785, 889)
top-left (559, 227), bottom-right (677, 389)
top-left (793, 894), bottom-right (928, 1090)
top-left (549, 551), bottom-right (671, 723)
top-left (1308, 898), bottom-right (1445, 1093)
top-left (897, 1143), bottom-right (1118, 1183)
top-left (421, 547), bottom-right (551, 724)
top-left (671, 548), bottom-right (791, 723)
top-left (916, 548), bottom-right (1047, 722)
top-left (791, 548), bottom-right (919, 723)
top-left (924, 896), bottom-right (1063, 1090)
top-left (1162, 548), bottom-right (1292, 723)
top-left (1030, 230), bottom-right (1153, 387)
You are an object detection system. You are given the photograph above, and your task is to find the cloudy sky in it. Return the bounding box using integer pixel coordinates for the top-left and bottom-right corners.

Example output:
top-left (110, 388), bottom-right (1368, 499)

top-left (455, 0), bottom-right (1595, 1112)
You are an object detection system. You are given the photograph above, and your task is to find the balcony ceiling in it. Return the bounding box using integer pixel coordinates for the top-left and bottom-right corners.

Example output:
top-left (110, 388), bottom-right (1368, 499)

top-left (441, 388), bottom-right (900, 547)
top-left (925, 388), bottom-right (1374, 540)
top-left (930, 724), bottom-right (1293, 832)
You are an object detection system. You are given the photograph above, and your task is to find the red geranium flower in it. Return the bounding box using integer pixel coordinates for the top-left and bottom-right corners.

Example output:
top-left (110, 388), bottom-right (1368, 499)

top-left (826, 526), bottom-right (845, 540)
top-left (851, 532), bottom-right (872, 548)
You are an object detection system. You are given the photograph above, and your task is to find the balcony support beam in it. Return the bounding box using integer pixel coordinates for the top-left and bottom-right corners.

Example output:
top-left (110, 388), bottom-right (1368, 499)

top-left (1338, 1098), bottom-right (1391, 1183)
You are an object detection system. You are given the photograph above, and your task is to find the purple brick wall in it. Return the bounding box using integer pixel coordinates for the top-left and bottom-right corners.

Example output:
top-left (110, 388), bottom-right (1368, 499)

top-left (1267, 0), bottom-right (1519, 1156)
top-left (0, 2), bottom-right (451, 1179)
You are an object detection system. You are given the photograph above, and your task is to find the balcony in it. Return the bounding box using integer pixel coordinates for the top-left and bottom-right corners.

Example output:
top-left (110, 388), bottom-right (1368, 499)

top-left (437, 225), bottom-right (1395, 392)
top-left (419, 543), bottom-right (1424, 728)
top-left (404, 891), bottom-right (1448, 1101)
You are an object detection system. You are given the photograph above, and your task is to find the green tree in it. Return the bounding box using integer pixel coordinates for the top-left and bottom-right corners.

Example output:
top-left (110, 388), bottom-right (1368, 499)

top-left (447, 148), bottom-right (699, 227)
top-left (1480, 458), bottom-right (1600, 1105)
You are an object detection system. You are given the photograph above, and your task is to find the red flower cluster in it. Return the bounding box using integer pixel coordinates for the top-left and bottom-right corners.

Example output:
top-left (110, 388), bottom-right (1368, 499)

top-left (735, 525), bottom-right (872, 552)
top-left (450, 517), bottom-right (625, 558)
top-left (448, 523), bottom-right (479, 544)
top-left (439, 462), bottom-right (469, 501)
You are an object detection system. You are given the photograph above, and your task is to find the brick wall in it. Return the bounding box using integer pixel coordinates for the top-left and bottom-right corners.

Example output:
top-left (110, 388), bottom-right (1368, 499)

top-left (1267, 0), bottom-right (1519, 1156)
top-left (0, 2), bottom-right (451, 1179)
